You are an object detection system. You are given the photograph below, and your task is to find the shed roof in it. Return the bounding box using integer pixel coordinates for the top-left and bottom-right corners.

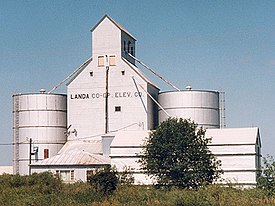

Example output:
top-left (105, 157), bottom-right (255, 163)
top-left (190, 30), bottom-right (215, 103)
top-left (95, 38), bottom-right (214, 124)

top-left (110, 130), bottom-right (150, 147)
top-left (206, 127), bottom-right (261, 145)
top-left (31, 139), bottom-right (110, 166)
top-left (58, 139), bottom-right (102, 154)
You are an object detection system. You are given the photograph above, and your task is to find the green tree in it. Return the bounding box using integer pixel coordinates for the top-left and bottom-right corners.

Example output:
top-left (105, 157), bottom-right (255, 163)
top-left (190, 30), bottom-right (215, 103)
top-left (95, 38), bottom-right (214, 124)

top-left (140, 118), bottom-right (221, 189)
top-left (257, 155), bottom-right (275, 196)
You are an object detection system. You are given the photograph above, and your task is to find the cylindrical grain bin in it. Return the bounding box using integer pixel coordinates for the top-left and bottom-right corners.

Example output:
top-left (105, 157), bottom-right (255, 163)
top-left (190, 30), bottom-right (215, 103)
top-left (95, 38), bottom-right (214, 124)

top-left (158, 90), bottom-right (220, 129)
top-left (13, 92), bottom-right (67, 175)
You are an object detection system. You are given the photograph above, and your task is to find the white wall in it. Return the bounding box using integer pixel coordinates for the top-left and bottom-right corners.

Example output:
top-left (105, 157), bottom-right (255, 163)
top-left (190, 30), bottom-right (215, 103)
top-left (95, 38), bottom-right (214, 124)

top-left (67, 17), bottom-right (158, 139)
top-left (32, 167), bottom-right (92, 183)
top-left (92, 17), bottom-right (121, 58)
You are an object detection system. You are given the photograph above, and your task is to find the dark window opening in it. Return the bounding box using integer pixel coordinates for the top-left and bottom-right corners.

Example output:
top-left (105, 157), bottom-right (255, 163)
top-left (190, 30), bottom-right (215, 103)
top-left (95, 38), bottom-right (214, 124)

top-left (123, 41), bottom-right (126, 51)
top-left (130, 46), bottom-right (134, 55)
top-left (127, 41), bottom-right (131, 53)
top-left (115, 106), bottom-right (121, 112)
top-left (90, 72), bottom-right (93, 77)
top-left (121, 70), bottom-right (125, 75)
top-left (71, 170), bottom-right (75, 181)
top-left (44, 149), bottom-right (49, 159)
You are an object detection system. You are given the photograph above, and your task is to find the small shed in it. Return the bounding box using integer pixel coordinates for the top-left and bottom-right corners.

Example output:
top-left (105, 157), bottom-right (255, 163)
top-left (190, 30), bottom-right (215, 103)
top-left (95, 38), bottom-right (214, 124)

top-left (31, 140), bottom-right (110, 183)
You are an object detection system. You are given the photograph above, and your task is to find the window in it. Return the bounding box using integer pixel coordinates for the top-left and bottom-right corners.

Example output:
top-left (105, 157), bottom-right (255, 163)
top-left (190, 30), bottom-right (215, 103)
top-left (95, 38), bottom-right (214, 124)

top-left (44, 149), bottom-right (49, 159)
top-left (56, 170), bottom-right (75, 182)
top-left (130, 46), bottom-right (134, 55)
top-left (98, 56), bottom-right (104, 67)
top-left (115, 106), bottom-right (121, 112)
top-left (121, 70), bottom-right (125, 75)
top-left (89, 71), bottom-right (93, 77)
top-left (109, 55), bottom-right (116, 66)
top-left (71, 170), bottom-right (75, 181)
top-left (127, 41), bottom-right (131, 53)
top-left (123, 41), bottom-right (126, 51)
top-left (87, 170), bottom-right (93, 180)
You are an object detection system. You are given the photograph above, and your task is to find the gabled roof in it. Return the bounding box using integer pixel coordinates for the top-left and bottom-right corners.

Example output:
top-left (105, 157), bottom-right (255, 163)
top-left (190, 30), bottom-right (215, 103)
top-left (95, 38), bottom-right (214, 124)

top-left (66, 57), bottom-right (93, 86)
top-left (122, 57), bottom-right (159, 90)
top-left (90, 15), bottom-right (136, 40)
top-left (31, 151), bottom-right (110, 166)
top-left (206, 127), bottom-right (261, 145)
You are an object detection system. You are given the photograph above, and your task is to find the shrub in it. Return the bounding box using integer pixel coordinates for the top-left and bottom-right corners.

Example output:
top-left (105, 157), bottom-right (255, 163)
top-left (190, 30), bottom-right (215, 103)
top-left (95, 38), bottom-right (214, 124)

top-left (117, 166), bottom-right (135, 185)
top-left (88, 165), bottom-right (118, 196)
top-left (257, 155), bottom-right (275, 196)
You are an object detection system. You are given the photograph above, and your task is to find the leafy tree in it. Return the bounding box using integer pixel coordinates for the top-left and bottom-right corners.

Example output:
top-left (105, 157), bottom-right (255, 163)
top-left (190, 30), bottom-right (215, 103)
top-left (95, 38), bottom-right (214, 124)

top-left (257, 155), bottom-right (275, 196)
top-left (140, 118), bottom-right (221, 189)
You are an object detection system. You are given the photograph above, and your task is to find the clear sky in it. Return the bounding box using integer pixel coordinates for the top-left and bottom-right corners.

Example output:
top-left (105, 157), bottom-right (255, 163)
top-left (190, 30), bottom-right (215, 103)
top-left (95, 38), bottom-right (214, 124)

top-left (1, 0), bottom-right (275, 165)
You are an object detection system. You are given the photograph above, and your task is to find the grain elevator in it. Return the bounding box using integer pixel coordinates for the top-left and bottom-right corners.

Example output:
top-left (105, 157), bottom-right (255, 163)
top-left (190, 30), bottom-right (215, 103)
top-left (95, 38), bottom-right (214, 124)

top-left (13, 15), bottom-right (261, 187)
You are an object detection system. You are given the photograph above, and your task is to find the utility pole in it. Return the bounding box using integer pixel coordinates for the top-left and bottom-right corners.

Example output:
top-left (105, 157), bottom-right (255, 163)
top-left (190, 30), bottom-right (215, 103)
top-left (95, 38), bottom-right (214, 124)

top-left (29, 138), bottom-right (35, 175)
top-left (105, 65), bottom-right (109, 134)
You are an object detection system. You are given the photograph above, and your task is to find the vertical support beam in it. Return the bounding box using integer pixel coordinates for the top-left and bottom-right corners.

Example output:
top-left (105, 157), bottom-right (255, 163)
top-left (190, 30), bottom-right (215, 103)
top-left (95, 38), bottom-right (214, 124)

top-left (29, 138), bottom-right (32, 175)
top-left (105, 66), bottom-right (109, 134)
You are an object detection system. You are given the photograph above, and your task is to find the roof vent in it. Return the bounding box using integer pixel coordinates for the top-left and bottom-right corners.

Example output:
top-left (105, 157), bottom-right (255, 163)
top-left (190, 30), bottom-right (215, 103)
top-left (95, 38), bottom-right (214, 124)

top-left (40, 89), bottom-right (46, 93)
top-left (186, 85), bottom-right (192, 91)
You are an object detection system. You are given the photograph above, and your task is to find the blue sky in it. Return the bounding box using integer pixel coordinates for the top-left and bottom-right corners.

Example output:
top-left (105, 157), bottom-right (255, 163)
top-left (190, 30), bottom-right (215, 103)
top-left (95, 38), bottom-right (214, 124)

top-left (1, 0), bottom-right (275, 165)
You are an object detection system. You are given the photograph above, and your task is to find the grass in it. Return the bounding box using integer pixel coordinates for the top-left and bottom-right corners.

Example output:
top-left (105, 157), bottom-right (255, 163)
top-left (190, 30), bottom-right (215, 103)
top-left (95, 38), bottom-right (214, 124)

top-left (1, 173), bottom-right (275, 206)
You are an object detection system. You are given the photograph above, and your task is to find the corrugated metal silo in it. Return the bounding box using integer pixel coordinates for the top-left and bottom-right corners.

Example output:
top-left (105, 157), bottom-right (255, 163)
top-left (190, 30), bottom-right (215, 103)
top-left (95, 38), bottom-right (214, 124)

top-left (158, 90), bottom-right (220, 128)
top-left (13, 91), bottom-right (67, 175)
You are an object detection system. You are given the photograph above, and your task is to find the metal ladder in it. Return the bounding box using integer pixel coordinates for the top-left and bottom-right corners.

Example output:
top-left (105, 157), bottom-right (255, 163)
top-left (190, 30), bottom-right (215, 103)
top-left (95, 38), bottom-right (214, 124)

top-left (13, 95), bottom-right (20, 174)
top-left (219, 91), bottom-right (226, 128)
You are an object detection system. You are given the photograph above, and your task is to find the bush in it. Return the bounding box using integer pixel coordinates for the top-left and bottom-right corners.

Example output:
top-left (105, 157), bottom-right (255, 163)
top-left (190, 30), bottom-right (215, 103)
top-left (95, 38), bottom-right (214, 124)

top-left (117, 166), bottom-right (135, 185)
top-left (1, 172), bottom-right (275, 205)
top-left (27, 172), bottom-right (62, 194)
top-left (88, 165), bottom-right (118, 196)
top-left (257, 155), bottom-right (275, 196)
